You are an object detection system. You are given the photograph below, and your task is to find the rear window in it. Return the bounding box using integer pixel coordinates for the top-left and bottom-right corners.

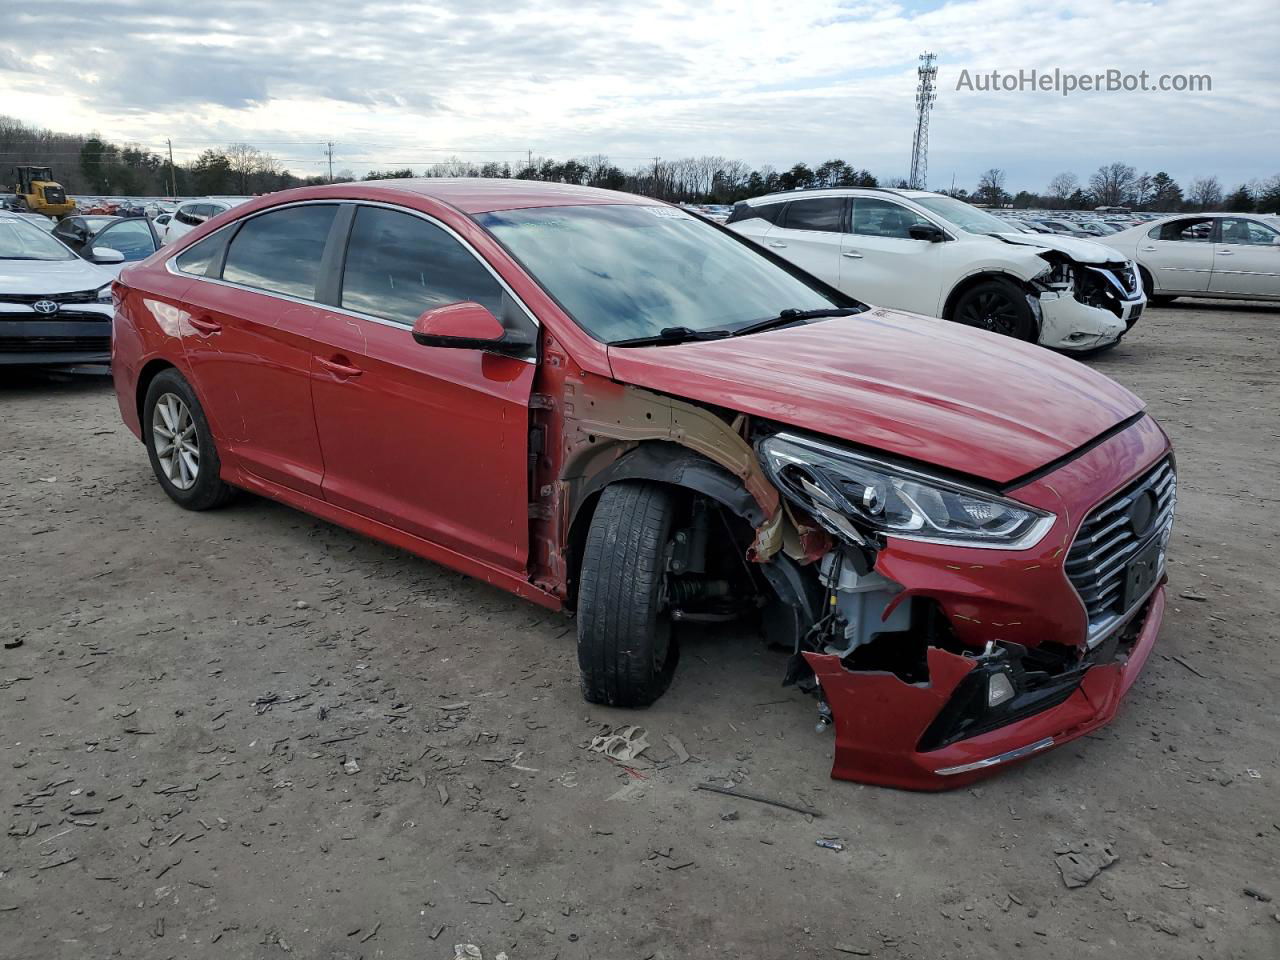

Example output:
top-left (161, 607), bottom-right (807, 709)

top-left (174, 230), bottom-right (229, 276)
top-left (222, 205), bottom-right (337, 299)
top-left (781, 197), bottom-right (845, 233)
top-left (726, 201), bottom-right (784, 226)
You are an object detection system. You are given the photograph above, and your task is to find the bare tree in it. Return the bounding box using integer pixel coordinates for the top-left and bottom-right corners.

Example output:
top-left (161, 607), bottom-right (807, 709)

top-left (1088, 162), bottom-right (1137, 207)
top-left (226, 143), bottom-right (263, 194)
top-left (1046, 172), bottom-right (1078, 208)
top-left (1187, 175), bottom-right (1223, 210)
top-left (973, 168), bottom-right (1008, 206)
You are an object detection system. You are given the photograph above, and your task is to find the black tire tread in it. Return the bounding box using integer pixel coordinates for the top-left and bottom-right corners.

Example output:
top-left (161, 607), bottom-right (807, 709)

top-left (577, 482), bottom-right (678, 708)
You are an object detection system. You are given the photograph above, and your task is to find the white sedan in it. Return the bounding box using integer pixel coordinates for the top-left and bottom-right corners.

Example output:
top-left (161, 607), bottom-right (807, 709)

top-left (1098, 213), bottom-right (1280, 304)
top-left (0, 214), bottom-right (116, 367)
top-left (726, 188), bottom-right (1145, 353)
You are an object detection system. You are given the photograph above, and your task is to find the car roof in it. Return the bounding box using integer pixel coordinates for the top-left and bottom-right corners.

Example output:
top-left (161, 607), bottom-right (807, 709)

top-left (265, 178), bottom-right (665, 215)
top-left (742, 186), bottom-right (942, 206)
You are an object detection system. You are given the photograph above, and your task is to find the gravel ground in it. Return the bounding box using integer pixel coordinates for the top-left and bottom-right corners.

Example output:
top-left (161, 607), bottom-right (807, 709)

top-left (2, 300), bottom-right (1278, 959)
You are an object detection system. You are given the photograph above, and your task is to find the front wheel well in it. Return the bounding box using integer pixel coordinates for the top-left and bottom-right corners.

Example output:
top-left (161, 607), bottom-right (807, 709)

top-left (942, 271), bottom-right (1036, 323)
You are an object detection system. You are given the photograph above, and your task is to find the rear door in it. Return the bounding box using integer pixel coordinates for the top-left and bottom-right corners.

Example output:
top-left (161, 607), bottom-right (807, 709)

top-left (841, 197), bottom-right (946, 314)
top-left (760, 196), bottom-right (846, 286)
top-left (1209, 217), bottom-right (1280, 297)
top-left (309, 204), bottom-right (536, 572)
top-left (1136, 217), bottom-right (1214, 293)
top-left (177, 202), bottom-right (339, 497)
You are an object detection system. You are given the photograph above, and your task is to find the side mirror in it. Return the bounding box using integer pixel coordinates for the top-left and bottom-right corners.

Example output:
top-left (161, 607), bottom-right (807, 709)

top-left (412, 301), bottom-right (533, 357)
top-left (91, 246), bottom-right (125, 264)
top-left (908, 224), bottom-right (947, 243)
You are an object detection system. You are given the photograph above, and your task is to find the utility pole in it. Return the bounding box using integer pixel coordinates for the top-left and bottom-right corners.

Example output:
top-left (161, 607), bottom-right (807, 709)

top-left (326, 141), bottom-right (334, 183)
top-left (166, 138), bottom-right (177, 198)
top-left (908, 52), bottom-right (938, 191)
top-left (652, 156), bottom-right (661, 198)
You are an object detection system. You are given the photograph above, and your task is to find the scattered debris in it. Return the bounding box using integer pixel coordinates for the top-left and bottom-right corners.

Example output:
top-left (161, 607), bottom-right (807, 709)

top-left (1179, 591), bottom-right (1208, 602)
top-left (835, 946), bottom-right (871, 956)
top-left (589, 725), bottom-right (650, 762)
top-left (1243, 886), bottom-right (1272, 903)
top-left (453, 945), bottom-right (482, 960)
top-left (816, 839), bottom-right (845, 852)
top-left (694, 782), bottom-right (822, 818)
top-left (343, 758), bottom-right (360, 775)
top-left (3, 638), bottom-right (23, 650)
top-left (1055, 839), bottom-right (1118, 888)
top-left (1171, 655), bottom-right (1208, 678)
top-left (664, 734), bottom-right (690, 764)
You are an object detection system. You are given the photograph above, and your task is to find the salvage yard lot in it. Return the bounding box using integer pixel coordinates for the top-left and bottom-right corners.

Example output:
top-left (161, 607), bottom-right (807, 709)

top-left (2, 301), bottom-right (1278, 959)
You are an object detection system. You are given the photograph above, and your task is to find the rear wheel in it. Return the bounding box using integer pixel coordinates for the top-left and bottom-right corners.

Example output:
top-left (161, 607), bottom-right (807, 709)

top-left (577, 482), bottom-right (681, 708)
top-left (950, 278), bottom-right (1038, 342)
top-left (143, 369), bottom-right (234, 510)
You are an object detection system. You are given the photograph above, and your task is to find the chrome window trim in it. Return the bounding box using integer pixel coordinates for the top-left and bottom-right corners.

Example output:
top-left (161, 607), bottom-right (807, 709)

top-left (165, 198), bottom-right (540, 363)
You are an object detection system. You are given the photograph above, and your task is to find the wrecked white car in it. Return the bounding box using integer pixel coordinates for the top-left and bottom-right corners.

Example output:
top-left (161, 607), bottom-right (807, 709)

top-left (726, 188), bottom-right (1146, 353)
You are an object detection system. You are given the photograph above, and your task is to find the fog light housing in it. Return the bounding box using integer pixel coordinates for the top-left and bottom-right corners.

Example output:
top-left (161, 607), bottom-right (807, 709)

top-left (987, 671), bottom-right (1015, 708)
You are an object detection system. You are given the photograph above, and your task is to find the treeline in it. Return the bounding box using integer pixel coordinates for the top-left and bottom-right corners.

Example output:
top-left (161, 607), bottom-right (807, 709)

top-left (0, 115), bottom-right (329, 196)
top-left (364, 156), bottom-right (879, 204)
top-left (962, 162), bottom-right (1280, 213)
top-left (4, 115), bottom-right (1277, 212)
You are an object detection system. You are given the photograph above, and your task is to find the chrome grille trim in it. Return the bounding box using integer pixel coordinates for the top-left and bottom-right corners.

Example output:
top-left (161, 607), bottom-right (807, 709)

top-left (1066, 458), bottom-right (1176, 647)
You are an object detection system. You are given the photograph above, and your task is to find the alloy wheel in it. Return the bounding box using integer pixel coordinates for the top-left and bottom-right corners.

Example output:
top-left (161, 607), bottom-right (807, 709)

top-left (959, 290), bottom-right (1022, 336)
top-left (152, 392), bottom-right (199, 490)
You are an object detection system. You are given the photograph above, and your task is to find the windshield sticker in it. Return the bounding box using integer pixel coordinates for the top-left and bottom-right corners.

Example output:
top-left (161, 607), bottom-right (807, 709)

top-left (643, 206), bottom-right (694, 220)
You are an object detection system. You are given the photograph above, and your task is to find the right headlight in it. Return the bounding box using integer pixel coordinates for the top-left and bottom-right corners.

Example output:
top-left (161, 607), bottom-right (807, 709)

top-left (757, 433), bottom-right (1055, 551)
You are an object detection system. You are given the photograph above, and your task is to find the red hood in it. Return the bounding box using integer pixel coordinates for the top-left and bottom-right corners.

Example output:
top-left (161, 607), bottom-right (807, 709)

top-left (605, 309), bottom-right (1144, 485)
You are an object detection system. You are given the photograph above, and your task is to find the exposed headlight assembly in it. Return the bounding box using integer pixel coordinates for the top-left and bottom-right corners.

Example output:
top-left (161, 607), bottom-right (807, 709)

top-left (757, 433), bottom-right (1055, 550)
top-left (96, 283), bottom-right (113, 303)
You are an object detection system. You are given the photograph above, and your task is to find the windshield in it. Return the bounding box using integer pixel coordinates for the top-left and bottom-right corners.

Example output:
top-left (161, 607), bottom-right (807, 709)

top-left (0, 219), bottom-right (75, 260)
top-left (477, 204), bottom-right (841, 343)
top-left (912, 195), bottom-right (1012, 235)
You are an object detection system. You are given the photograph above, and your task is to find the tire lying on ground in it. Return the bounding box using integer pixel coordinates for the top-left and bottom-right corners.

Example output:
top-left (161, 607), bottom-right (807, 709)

top-left (577, 481), bottom-right (681, 707)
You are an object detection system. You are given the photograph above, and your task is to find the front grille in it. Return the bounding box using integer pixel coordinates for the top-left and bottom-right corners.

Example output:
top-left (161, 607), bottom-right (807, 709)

top-left (1076, 263), bottom-right (1140, 316)
top-left (0, 289), bottom-right (102, 305)
top-left (1066, 458), bottom-right (1176, 645)
top-left (0, 335), bottom-right (111, 353)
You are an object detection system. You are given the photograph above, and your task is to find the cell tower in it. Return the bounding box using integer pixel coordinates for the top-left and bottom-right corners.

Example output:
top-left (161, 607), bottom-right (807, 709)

top-left (909, 52), bottom-right (938, 190)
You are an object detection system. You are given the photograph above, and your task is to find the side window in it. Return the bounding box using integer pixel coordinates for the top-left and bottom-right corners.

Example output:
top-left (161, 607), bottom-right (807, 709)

top-left (95, 220), bottom-right (155, 261)
top-left (1149, 217), bottom-right (1213, 242)
top-left (174, 230), bottom-right (229, 276)
top-left (340, 206), bottom-right (504, 325)
top-left (174, 204), bottom-right (203, 227)
top-left (1219, 218), bottom-right (1280, 246)
top-left (781, 197), bottom-right (845, 233)
top-left (222, 205), bottom-right (337, 299)
top-left (850, 198), bottom-right (934, 239)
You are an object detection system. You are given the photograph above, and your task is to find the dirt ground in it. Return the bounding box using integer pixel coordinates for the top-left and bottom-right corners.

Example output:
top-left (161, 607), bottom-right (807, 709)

top-left (2, 300), bottom-right (1278, 960)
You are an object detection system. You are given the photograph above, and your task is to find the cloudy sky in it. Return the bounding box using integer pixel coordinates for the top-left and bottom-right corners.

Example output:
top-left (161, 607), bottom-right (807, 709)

top-left (3, 0), bottom-right (1277, 192)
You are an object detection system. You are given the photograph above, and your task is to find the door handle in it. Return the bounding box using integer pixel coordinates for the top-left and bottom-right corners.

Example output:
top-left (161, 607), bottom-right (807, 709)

top-left (767, 241), bottom-right (788, 248)
top-left (1216, 250), bottom-right (1233, 255)
top-left (188, 316), bottom-right (221, 335)
top-left (1139, 245), bottom-right (1157, 251)
top-left (842, 251), bottom-right (864, 259)
top-left (317, 355), bottom-right (363, 379)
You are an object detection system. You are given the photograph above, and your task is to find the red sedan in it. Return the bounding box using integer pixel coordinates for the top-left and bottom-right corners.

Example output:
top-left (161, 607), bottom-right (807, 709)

top-left (110, 179), bottom-right (1175, 789)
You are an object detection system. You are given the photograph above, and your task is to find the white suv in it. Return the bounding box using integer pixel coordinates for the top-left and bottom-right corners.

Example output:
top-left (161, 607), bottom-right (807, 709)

top-left (726, 188), bottom-right (1146, 353)
top-left (161, 197), bottom-right (251, 246)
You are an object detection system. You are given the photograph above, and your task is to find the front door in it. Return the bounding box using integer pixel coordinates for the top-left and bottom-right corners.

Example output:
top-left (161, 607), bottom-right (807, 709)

top-left (841, 197), bottom-right (946, 315)
top-left (1209, 217), bottom-right (1280, 297)
top-left (309, 204), bottom-right (535, 573)
top-left (178, 203), bottom-right (338, 498)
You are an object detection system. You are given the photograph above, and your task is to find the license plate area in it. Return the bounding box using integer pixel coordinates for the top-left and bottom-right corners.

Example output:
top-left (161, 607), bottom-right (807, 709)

top-left (1123, 536), bottom-right (1164, 609)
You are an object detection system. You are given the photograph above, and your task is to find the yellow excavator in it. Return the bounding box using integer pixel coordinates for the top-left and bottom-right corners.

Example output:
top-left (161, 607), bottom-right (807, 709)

top-left (9, 166), bottom-right (76, 217)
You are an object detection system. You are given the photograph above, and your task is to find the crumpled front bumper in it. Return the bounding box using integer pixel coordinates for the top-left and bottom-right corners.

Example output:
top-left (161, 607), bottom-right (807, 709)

top-left (804, 585), bottom-right (1164, 790)
top-left (1036, 290), bottom-right (1142, 351)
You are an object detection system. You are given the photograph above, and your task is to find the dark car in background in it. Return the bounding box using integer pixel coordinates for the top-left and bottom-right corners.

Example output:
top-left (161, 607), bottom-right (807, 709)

top-left (51, 215), bottom-right (161, 276)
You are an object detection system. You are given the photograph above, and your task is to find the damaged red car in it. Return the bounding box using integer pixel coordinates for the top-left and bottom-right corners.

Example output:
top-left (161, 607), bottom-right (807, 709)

top-left (110, 180), bottom-right (1176, 790)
